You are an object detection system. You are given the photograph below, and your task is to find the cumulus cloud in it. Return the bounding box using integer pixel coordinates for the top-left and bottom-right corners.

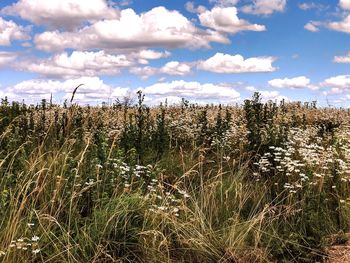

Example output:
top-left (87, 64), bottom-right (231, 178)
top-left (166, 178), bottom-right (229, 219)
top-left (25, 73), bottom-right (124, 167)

top-left (198, 7), bottom-right (266, 33)
top-left (340, 0), bottom-right (350, 10)
top-left (136, 50), bottom-right (170, 64)
top-left (197, 53), bottom-right (276, 73)
top-left (2, 0), bottom-right (118, 30)
top-left (5, 76), bottom-right (130, 104)
top-left (209, 0), bottom-right (240, 7)
top-left (322, 75), bottom-right (350, 95)
top-left (16, 51), bottom-right (134, 78)
top-left (0, 51), bottom-right (17, 67)
top-left (0, 17), bottom-right (31, 46)
top-left (9, 79), bottom-right (62, 95)
top-left (16, 49), bottom-right (169, 78)
top-left (34, 6), bottom-right (229, 52)
top-left (4, 78), bottom-right (242, 105)
top-left (142, 80), bottom-right (240, 104)
top-left (334, 52), bottom-right (350, 63)
top-left (304, 21), bottom-right (321, 32)
top-left (245, 86), bottom-right (257, 92)
top-left (268, 76), bottom-right (318, 90)
top-left (130, 61), bottom-right (192, 79)
top-left (327, 15), bottom-right (350, 33)
top-left (298, 2), bottom-right (327, 11)
top-left (241, 0), bottom-right (286, 16)
top-left (185, 2), bottom-right (206, 13)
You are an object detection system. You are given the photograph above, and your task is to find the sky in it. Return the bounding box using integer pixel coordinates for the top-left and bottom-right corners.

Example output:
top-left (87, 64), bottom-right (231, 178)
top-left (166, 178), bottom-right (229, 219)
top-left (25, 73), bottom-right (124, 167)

top-left (0, 0), bottom-right (350, 106)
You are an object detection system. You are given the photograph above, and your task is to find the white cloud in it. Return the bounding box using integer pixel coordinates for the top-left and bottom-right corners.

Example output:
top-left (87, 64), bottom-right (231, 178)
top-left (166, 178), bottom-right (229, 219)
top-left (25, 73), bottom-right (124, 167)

top-left (2, 0), bottom-right (118, 30)
top-left (61, 87), bottom-right (130, 104)
top-left (5, 78), bottom-right (242, 105)
top-left (340, 0), bottom-right (350, 10)
top-left (136, 50), bottom-right (170, 64)
top-left (322, 75), bottom-right (350, 94)
top-left (268, 76), bottom-right (318, 90)
top-left (142, 80), bottom-right (240, 103)
top-left (327, 15), bottom-right (350, 33)
top-left (199, 7), bottom-right (266, 33)
top-left (209, 0), bottom-right (240, 7)
top-left (9, 79), bottom-right (62, 96)
top-left (5, 76), bottom-right (130, 104)
top-left (161, 61), bottom-right (192, 76)
top-left (129, 67), bottom-right (158, 79)
top-left (185, 2), bottom-right (206, 13)
top-left (17, 51), bottom-right (136, 78)
top-left (0, 89), bottom-right (20, 101)
top-left (7, 77), bottom-right (108, 95)
top-left (241, 0), bottom-right (286, 16)
top-left (246, 86), bottom-right (257, 92)
top-left (197, 53), bottom-right (275, 73)
top-left (0, 52), bottom-right (17, 67)
top-left (304, 21), bottom-right (321, 32)
top-left (0, 17), bottom-right (30, 46)
top-left (298, 2), bottom-right (327, 11)
top-left (130, 61), bottom-right (192, 79)
top-left (34, 6), bottom-right (229, 52)
top-left (334, 52), bottom-right (350, 63)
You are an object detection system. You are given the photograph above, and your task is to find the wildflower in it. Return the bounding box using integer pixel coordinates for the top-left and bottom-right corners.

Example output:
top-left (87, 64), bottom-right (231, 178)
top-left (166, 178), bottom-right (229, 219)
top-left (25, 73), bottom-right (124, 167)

top-left (223, 156), bottom-right (230, 161)
top-left (31, 236), bottom-right (40, 242)
top-left (32, 249), bottom-right (40, 254)
top-left (85, 179), bottom-right (95, 186)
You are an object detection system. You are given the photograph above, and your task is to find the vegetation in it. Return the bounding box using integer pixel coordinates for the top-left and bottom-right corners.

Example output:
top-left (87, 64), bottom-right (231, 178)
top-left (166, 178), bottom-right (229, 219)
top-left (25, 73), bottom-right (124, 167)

top-left (0, 92), bottom-right (349, 262)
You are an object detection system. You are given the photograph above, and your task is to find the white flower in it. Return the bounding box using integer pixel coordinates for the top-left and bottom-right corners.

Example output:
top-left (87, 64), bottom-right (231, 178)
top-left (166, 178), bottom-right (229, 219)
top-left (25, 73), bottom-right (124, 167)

top-left (31, 236), bottom-right (40, 242)
top-left (32, 249), bottom-right (41, 254)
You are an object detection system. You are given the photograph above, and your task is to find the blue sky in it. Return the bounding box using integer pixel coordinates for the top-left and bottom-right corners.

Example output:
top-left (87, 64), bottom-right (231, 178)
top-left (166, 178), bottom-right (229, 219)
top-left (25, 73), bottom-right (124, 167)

top-left (0, 0), bottom-right (350, 106)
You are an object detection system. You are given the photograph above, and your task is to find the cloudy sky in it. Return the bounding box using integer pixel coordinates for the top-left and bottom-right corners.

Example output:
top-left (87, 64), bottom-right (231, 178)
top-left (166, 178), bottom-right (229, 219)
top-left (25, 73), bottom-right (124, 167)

top-left (0, 0), bottom-right (349, 106)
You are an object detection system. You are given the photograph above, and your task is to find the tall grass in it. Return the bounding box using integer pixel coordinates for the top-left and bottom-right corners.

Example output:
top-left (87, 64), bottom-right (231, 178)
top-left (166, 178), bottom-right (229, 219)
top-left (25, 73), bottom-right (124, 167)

top-left (0, 94), bottom-right (349, 262)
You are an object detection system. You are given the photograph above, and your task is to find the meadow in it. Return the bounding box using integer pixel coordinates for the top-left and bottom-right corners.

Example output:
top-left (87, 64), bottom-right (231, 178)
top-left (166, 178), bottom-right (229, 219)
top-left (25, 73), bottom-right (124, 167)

top-left (0, 91), bottom-right (349, 262)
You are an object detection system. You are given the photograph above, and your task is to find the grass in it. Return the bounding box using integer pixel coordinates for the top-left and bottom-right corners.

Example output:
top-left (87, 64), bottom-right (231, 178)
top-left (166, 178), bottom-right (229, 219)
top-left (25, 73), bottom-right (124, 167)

top-left (0, 93), bottom-right (349, 262)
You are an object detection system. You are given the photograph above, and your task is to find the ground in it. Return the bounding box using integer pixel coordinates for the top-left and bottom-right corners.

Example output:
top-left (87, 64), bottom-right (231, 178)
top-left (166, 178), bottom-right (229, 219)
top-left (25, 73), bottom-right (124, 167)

top-left (327, 237), bottom-right (350, 263)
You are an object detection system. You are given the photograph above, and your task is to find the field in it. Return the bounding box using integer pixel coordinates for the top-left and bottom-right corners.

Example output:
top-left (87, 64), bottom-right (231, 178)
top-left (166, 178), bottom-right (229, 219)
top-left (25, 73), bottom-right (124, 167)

top-left (0, 92), bottom-right (350, 262)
